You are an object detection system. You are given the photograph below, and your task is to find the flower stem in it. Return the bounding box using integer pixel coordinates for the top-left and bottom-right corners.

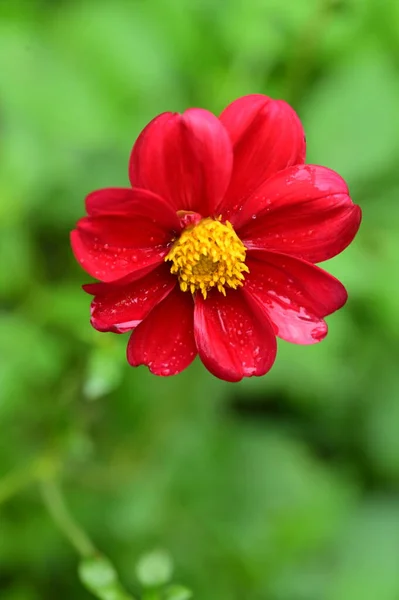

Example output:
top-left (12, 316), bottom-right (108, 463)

top-left (40, 478), bottom-right (137, 599)
top-left (39, 478), bottom-right (96, 558)
top-left (2, 460), bottom-right (137, 599)
top-left (0, 464), bottom-right (38, 505)
top-left (0, 455), bottom-right (56, 506)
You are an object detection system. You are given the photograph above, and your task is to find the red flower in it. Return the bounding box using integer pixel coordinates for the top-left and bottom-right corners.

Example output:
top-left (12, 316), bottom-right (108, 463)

top-left (71, 94), bottom-right (361, 382)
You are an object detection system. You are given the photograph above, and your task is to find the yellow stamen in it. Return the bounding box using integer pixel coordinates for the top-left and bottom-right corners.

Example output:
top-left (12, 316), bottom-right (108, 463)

top-left (165, 218), bottom-right (249, 299)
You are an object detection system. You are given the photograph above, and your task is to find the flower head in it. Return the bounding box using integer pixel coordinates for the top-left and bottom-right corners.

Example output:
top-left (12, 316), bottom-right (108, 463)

top-left (71, 94), bottom-right (361, 382)
top-left (165, 218), bottom-right (249, 298)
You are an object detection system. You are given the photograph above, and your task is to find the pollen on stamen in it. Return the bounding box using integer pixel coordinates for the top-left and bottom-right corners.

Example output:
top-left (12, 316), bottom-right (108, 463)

top-left (165, 218), bottom-right (249, 299)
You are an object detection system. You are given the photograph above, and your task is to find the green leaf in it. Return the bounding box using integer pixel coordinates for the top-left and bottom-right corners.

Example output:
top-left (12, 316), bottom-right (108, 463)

top-left (163, 585), bottom-right (193, 600)
top-left (136, 550), bottom-right (173, 588)
top-left (79, 556), bottom-right (118, 589)
top-left (84, 344), bottom-right (125, 400)
top-left (78, 556), bottom-right (135, 600)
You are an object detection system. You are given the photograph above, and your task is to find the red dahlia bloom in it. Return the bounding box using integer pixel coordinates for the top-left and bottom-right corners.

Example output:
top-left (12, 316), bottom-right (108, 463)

top-left (71, 94), bottom-right (361, 382)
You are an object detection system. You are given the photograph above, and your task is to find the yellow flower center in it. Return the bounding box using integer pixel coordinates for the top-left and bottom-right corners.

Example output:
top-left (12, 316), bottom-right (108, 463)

top-left (165, 218), bottom-right (249, 299)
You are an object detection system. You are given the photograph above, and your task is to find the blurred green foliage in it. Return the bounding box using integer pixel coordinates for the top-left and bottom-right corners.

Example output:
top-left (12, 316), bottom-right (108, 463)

top-left (1, 0), bottom-right (399, 598)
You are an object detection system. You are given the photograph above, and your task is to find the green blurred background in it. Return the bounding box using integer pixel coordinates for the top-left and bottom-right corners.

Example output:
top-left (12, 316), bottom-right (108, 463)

top-left (1, 0), bottom-right (399, 598)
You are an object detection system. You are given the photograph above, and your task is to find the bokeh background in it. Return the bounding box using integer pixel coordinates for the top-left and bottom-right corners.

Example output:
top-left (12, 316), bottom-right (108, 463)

top-left (1, 0), bottom-right (399, 598)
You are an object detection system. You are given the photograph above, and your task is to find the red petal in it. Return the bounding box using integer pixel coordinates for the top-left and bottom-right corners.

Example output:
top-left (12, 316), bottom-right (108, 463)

top-left (127, 287), bottom-right (197, 376)
top-left (129, 109), bottom-right (233, 215)
top-left (235, 164), bottom-right (362, 263)
top-left (83, 187), bottom-right (181, 226)
top-left (85, 187), bottom-right (151, 216)
top-left (219, 94), bottom-right (306, 217)
top-left (83, 265), bottom-right (176, 333)
top-left (243, 250), bottom-right (347, 344)
top-left (71, 188), bottom-right (180, 282)
top-left (194, 290), bottom-right (277, 382)
top-left (85, 187), bottom-right (136, 216)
